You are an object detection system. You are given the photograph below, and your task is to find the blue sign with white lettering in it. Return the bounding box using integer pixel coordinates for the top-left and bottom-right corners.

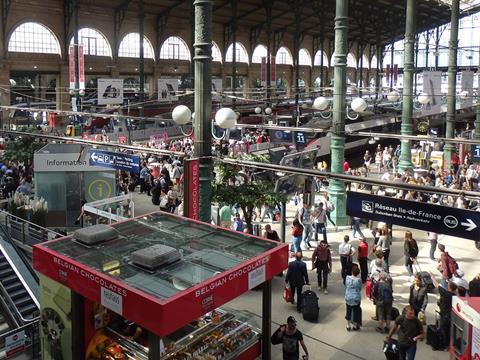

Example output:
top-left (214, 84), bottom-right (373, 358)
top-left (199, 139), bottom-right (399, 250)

top-left (347, 191), bottom-right (480, 241)
top-left (89, 149), bottom-right (141, 173)
top-left (472, 144), bottom-right (480, 161)
top-left (294, 132), bottom-right (307, 146)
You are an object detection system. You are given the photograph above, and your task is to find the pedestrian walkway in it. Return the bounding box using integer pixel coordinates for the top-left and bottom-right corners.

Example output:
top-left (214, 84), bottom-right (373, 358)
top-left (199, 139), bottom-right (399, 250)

top-left (130, 191), bottom-right (479, 360)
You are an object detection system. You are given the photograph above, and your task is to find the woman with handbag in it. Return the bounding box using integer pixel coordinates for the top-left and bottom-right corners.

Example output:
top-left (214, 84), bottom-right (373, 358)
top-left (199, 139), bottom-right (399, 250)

top-left (345, 265), bottom-right (362, 331)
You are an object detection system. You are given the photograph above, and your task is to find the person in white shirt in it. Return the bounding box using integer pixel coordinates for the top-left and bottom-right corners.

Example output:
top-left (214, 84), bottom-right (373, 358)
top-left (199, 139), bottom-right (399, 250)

top-left (339, 235), bottom-right (355, 285)
top-left (312, 203), bottom-right (328, 243)
top-left (427, 232), bottom-right (438, 260)
top-left (452, 269), bottom-right (469, 290)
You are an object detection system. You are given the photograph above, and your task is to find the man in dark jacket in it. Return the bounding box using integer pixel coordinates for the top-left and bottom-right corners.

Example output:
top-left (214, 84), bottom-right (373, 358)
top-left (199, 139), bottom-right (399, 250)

top-left (311, 240), bottom-right (332, 294)
top-left (286, 252), bottom-right (309, 313)
top-left (430, 272), bottom-right (457, 350)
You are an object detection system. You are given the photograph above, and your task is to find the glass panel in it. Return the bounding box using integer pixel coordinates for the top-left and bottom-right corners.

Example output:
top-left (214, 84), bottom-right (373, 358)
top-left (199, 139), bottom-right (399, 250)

top-left (44, 212), bottom-right (280, 301)
top-left (65, 172), bottom-right (82, 226)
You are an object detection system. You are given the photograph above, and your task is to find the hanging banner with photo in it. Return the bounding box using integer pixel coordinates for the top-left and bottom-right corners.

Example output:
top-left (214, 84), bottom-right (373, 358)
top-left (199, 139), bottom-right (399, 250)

top-left (97, 79), bottom-right (124, 105)
top-left (261, 56), bottom-right (276, 86)
top-left (158, 78), bottom-right (179, 102)
top-left (461, 71), bottom-right (474, 109)
top-left (69, 45), bottom-right (75, 90)
top-left (421, 71), bottom-right (442, 116)
top-left (212, 78), bottom-right (223, 101)
top-left (78, 44), bottom-right (85, 90)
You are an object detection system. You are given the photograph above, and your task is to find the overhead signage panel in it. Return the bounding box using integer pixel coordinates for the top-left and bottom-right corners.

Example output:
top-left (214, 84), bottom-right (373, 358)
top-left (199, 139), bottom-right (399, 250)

top-left (347, 191), bottom-right (480, 241)
top-left (89, 149), bottom-right (140, 173)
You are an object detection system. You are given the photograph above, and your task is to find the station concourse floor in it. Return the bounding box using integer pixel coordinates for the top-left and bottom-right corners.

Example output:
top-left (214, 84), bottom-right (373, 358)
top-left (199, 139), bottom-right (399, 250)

top-left (130, 192), bottom-right (478, 360)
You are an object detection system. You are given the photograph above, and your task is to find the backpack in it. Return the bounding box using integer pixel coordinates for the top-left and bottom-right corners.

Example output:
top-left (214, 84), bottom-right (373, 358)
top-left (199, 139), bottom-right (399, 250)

top-left (447, 254), bottom-right (458, 277)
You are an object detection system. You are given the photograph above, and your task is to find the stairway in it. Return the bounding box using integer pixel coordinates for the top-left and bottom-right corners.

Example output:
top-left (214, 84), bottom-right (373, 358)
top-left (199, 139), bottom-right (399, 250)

top-left (0, 252), bottom-right (38, 321)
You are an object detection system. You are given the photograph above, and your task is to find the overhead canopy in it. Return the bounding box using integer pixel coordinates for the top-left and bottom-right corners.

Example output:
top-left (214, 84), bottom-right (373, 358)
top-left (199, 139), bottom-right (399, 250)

top-left (90, 0), bottom-right (480, 46)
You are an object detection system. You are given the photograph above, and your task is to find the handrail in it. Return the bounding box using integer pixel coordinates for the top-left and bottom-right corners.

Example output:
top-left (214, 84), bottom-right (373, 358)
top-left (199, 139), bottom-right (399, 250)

top-left (0, 222), bottom-right (39, 284)
top-left (0, 209), bottom-right (63, 238)
top-left (0, 281), bottom-right (38, 325)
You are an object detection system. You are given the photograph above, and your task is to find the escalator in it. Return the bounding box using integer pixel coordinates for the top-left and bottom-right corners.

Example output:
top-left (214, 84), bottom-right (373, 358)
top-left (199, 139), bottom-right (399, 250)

top-left (0, 250), bottom-right (38, 321)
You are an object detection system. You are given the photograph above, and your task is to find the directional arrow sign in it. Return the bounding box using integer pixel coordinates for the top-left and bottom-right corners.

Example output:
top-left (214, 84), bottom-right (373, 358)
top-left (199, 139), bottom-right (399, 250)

top-left (461, 219), bottom-right (477, 232)
top-left (347, 191), bottom-right (480, 241)
top-left (88, 149), bottom-right (140, 173)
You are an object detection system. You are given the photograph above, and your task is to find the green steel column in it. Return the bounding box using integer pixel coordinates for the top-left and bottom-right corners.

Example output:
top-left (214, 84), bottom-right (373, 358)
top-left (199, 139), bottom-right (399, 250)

top-left (194, 0), bottom-right (213, 223)
top-left (444, 0), bottom-right (460, 170)
top-left (476, 59), bottom-right (480, 140)
top-left (397, 0), bottom-right (416, 173)
top-left (327, 0), bottom-right (348, 226)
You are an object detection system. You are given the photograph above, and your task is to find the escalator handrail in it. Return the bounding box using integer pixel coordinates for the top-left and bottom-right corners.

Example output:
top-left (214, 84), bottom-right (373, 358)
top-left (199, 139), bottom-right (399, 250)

top-left (0, 220), bottom-right (39, 284)
top-left (0, 280), bottom-right (39, 325)
top-left (0, 243), bottom-right (40, 312)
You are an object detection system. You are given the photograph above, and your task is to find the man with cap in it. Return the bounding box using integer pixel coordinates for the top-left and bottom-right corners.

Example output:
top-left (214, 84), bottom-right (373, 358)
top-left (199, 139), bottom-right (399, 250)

top-left (271, 316), bottom-right (309, 360)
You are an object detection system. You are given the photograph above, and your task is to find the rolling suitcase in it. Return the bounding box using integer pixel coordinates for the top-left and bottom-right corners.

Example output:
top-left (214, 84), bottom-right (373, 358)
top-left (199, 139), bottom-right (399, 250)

top-left (426, 324), bottom-right (443, 350)
top-left (301, 289), bottom-right (319, 322)
top-left (413, 260), bottom-right (435, 293)
top-left (383, 339), bottom-right (399, 360)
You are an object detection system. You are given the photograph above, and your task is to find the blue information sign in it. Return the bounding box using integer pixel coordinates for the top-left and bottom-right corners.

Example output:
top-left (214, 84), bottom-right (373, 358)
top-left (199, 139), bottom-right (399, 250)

top-left (294, 132), bottom-right (307, 146)
top-left (89, 149), bottom-right (141, 173)
top-left (269, 130), bottom-right (293, 143)
top-left (347, 191), bottom-right (480, 241)
top-left (472, 144), bottom-right (480, 161)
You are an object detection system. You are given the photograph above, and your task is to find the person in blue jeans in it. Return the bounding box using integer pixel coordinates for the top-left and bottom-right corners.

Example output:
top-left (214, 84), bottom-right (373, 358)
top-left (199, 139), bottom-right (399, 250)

top-left (291, 219), bottom-right (303, 253)
top-left (351, 217), bottom-right (365, 239)
top-left (385, 305), bottom-right (424, 360)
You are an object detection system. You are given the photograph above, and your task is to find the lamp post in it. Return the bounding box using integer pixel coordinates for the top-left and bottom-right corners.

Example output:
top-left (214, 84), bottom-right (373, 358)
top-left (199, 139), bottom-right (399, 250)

top-left (398, 0), bottom-right (416, 173)
top-left (327, 0), bottom-right (348, 227)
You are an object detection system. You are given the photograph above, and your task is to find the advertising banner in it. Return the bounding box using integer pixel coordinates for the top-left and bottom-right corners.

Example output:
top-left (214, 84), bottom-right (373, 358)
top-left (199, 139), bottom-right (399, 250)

top-left (261, 56), bottom-right (276, 85)
top-left (68, 45), bottom-right (75, 90)
top-left (97, 79), bottom-right (124, 105)
top-left (39, 274), bottom-right (72, 360)
top-left (421, 71), bottom-right (442, 116)
top-left (183, 158), bottom-right (200, 220)
top-left (461, 71), bottom-right (474, 108)
top-left (158, 78), bottom-right (179, 101)
top-left (473, 325), bottom-right (480, 360)
top-left (78, 44), bottom-right (85, 91)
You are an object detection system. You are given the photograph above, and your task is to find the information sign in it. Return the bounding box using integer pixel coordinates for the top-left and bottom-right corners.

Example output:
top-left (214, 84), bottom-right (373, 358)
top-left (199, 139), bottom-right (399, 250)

top-left (472, 144), bottom-right (480, 162)
top-left (89, 149), bottom-right (140, 173)
top-left (347, 191), bottom-right (480, 240)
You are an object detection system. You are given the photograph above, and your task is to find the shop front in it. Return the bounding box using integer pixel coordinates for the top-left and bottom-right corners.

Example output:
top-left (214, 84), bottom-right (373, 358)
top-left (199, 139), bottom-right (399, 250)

top-left (33, 211), bottom-right (288, 359)
top-left (450, 297), bottom-right (480, 360)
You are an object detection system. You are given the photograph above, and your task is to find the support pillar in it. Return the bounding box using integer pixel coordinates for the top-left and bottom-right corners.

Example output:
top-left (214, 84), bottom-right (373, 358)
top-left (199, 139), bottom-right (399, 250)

top-left (265, 0), bottom-right (272, 105)
top-left (139, 0), bottom-right (145, 128)
top-left (475, 59), bottom-right (480, 140)
top-left (444, 0), bottom-right (460, 171)
top-left (194, 0), bottom-right (213, 224)
top-left (261, 280), bottom-right (272, 360)
top-left (327, 0), bottom-right (348, 227)
top-left (397, 0), bottom-right (416, 173)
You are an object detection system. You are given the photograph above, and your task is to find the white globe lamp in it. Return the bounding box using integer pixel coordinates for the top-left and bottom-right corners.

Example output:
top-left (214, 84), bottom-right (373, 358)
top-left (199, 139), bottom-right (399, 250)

top-left (79, 89), bottom-right (85, 97)
top-left (265, 107), bottom-right (272, 115)
top-left (313, 97), bottom-right (329, 111)
top-left (254, 107), bottom-right (262, 114)
top-left (351, 97), bottom-right (368, 113)
top-left (387, 90), bottom-right (400, 102)
top-left (418, 93), bottom-right (431, 105)
top-left (215, 107), bottom-right (237, 129)
top-left (172, 105), bottom-right (192, 125)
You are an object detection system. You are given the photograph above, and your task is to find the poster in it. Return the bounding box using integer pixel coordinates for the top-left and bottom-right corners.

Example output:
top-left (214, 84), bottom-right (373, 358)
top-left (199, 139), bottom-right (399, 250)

top-left (78, 44), bottom-right (85, 91)
top-left (212, 78), bottom-right (223, 101)
top-left (421, 71), bottom-right (442, 116)
top-left (97, 79), bottom-right (124, 105)
top-left (40, 274), bottom-right (72, 360)
top-left (68, 45), bottom-right (75, 90)
top-left (461, 71), bottom-right (474, 108)
top-left (158, 78), bottom-right (179, 101)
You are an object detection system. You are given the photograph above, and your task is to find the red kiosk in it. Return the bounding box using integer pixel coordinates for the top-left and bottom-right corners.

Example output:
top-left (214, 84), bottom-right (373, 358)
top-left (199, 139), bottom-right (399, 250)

top-left (33, 212), bottom-right (288, 360)
top-left (451, 296), bottom-right (480, 360)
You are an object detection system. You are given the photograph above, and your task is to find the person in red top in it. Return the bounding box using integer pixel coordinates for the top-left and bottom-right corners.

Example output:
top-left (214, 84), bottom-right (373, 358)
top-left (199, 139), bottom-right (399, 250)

top-left (357, 237), bottom-right (369, 283)
top-left (452, 153), bottom-right (460, 174)
top-left (343, 160), bottom-right (350, 173)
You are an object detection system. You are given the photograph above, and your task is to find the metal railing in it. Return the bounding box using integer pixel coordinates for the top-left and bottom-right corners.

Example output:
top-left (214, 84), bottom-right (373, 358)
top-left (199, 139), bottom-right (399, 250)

top-left (0, 210), bottom-right (63, 248)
